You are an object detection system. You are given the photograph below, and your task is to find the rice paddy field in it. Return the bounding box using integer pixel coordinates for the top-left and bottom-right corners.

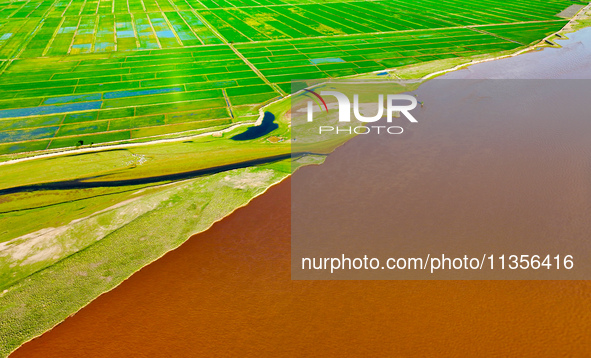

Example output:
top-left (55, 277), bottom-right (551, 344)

top-left (0, 0), bottom-right (585, 155)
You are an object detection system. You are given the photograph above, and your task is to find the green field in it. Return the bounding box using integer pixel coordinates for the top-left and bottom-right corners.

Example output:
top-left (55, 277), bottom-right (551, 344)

top-left (0, 0), bottom-right (584, 154)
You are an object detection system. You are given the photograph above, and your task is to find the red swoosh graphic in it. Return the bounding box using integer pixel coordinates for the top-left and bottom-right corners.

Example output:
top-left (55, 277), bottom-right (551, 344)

top-left (304, 89), bottom-right (328, 112)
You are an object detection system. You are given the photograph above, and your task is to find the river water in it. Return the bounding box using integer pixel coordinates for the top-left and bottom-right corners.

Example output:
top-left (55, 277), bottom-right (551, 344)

top-left (11, 27), bottom-right (591, 357)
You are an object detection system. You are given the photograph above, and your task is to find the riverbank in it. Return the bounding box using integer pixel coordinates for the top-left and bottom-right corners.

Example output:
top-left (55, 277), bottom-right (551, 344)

top-left (0, 162), bottom-right (292, 357)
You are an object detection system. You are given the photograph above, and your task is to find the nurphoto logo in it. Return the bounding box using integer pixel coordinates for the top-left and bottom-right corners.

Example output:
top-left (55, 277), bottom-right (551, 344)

top-left (304, 89), bottom-right (418, 135)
